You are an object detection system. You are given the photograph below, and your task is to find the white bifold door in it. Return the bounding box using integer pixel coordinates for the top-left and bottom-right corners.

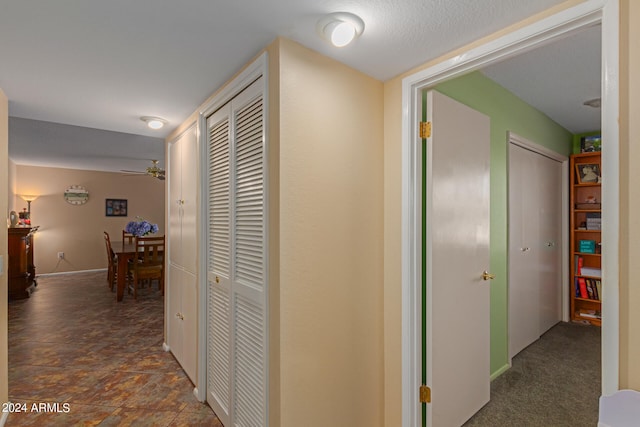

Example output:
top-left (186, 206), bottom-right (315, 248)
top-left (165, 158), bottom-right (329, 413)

top-left (206, 77), bottom-right (268, 426)
top-left (508, 139), bottom-right (563, 360)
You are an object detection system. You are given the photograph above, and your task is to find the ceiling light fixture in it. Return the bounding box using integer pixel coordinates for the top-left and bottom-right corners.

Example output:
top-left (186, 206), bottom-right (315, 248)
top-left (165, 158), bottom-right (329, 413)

top-left (583, 98), bottom-right (601, 108)
top-left (140, 116), bottom-right (167, 130)
top-left (317, 12), bottom-right (365, 48)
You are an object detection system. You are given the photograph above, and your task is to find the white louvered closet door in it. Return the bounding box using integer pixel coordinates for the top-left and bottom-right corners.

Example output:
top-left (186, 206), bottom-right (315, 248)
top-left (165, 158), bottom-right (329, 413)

top-left (207, 76), bottom-right (267, 427)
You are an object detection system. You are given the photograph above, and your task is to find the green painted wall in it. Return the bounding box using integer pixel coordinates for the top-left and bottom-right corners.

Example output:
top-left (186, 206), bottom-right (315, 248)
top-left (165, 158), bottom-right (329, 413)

top-left (429, 71), bottom-right (573, 378)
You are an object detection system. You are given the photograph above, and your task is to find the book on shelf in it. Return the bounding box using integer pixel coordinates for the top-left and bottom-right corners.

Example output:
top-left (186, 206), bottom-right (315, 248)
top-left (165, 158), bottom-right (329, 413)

top-left (586, 213), bottom-right (601, 230)
top-left (586, 280), bottom-right (595, 299)
top-left (579, 240), bottom-right (596, 253)
top-left (591, 279), bottom-right (600, 300)
top-left (578, 309), bottom-right (601, 320)
top-left (575, 255), bottom-right (583, 275)
top-left (581, 267), bottom-right (602, 278)
top-left (595, 280), bottom-right (603, 302)
top-left (578, 277), bottom-right (589, 299)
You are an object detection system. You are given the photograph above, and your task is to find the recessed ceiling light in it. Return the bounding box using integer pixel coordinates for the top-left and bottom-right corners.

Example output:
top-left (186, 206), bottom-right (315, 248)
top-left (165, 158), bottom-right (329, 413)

top-left (317, 12), bottom-right (365, 48)
top-left (140, 116), bottom-right (167, 130)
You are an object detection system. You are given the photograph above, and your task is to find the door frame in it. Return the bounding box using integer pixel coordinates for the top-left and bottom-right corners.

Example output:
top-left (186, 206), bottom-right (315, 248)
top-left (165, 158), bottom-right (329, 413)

top-left (400, 1), bottom-right (619, 426)
top-left (507, 132), bottom-right (570, 362)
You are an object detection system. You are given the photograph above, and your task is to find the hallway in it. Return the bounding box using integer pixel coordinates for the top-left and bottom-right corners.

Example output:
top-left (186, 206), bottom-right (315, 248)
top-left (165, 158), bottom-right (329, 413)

top-left (6, 271), bottom-right (221, 426)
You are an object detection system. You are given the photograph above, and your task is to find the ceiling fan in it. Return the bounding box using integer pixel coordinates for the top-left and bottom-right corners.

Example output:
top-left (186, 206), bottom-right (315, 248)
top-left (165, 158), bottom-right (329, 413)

top-left (121, 160), bottom-right (165, 180)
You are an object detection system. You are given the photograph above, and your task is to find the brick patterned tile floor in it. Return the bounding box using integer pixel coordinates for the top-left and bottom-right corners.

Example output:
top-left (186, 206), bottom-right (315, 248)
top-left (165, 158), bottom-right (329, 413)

top-left (7, 271), bottom-right (222, 427)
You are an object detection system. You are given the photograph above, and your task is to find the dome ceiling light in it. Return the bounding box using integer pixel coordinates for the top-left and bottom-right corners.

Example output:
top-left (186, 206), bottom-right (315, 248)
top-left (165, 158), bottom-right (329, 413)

top-left (140, 116), bottom-right (167, 130)
top-left (317, 12), bottom-right (365, 48)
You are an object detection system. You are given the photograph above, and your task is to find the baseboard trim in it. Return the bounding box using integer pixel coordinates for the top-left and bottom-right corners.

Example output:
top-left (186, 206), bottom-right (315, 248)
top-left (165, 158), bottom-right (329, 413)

top-left (193, 387), bottom-right (205, 402)
top-left (162, 342), bottom-right (170, 352)
top-left (490, 363), bottom-right (511, 381)
top-left (1, 410), bottom-right (8, 426)
top-left (38, 268), bottom-right (107, 277)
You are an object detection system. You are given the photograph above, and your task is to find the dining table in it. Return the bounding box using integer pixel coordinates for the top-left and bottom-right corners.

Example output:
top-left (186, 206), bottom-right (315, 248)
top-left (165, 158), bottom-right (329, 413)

top-left (111, 240), bottom-right (143, 302)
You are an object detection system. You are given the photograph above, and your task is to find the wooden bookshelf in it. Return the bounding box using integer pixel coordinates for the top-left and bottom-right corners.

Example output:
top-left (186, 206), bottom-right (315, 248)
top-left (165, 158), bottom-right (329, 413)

top-left (570, 151), bottom-right (602, 326)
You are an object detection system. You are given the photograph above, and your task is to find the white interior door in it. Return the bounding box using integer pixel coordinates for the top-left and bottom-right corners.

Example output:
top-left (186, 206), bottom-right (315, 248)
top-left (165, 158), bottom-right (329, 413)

top-left (425, 90), bottom-right (491, 427)
top-left (508, 141), bottom-right (563, 359)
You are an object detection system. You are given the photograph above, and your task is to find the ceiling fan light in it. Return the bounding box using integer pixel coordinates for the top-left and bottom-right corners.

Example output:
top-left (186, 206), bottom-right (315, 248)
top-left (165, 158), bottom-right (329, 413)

top-left (140, 116), bottom-right (167, 130)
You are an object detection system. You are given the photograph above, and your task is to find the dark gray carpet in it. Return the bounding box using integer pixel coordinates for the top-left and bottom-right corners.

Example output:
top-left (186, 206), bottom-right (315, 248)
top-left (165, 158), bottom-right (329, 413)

top-left (464, 321), bottom-right (601, 427)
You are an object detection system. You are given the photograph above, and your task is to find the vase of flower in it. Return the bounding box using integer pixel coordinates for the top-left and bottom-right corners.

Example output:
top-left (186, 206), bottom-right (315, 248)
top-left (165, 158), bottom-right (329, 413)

top-left (125, 217), bottom-right (159, 237)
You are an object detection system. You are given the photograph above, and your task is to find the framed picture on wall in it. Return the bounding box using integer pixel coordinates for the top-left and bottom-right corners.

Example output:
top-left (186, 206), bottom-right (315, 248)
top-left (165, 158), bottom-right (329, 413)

top-left (105, 199), bottom-right (128, 217)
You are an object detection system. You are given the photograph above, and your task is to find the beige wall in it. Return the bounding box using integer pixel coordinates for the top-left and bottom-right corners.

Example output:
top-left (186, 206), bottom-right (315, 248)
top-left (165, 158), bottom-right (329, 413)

top-left (8, 158), bottom-right (16, 213)
top-left (275, 38), bottom-right (385, 426)
top-left (167, 38), bottom-right (384, 426)
top-left (13, 165), bottom-right (164, 274)
top-left (1, 89), bottom-right (9, 411)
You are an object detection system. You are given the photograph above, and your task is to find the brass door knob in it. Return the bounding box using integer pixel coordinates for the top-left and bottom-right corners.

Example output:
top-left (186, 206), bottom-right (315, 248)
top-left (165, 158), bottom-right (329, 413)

top-left (482, 271), bottom-right (495, 281)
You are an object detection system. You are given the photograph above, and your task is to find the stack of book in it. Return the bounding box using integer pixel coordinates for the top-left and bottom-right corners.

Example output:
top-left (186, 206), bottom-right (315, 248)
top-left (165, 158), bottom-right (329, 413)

top-left (575, 277), bottom-right (602, 301)
top-left (586, 213), bottom-right (601, 230)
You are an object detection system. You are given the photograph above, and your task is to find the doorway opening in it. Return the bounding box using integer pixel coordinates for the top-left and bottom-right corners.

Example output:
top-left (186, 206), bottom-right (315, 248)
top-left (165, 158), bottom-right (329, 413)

top-left (401, 1), bottom-right (619, 426)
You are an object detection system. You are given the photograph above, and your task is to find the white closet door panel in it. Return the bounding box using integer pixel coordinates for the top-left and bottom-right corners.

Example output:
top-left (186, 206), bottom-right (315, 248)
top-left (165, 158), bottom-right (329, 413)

top-left (508, 141), bottom-right (564, 360)
top-left (180, 124), bottom-right (198, 274)
top-left (231, 77), bottom-right (267, 426)
top-left (537, 153), bottom-right (563, 334)
top-left (167, 264), bottom-right (183, 359)
top-left (208, 282), bottom-right (231, 425)
top-left (208, 106), bottom-right (232, 279)
top-left (207, 104), bottom-right (233, 424)
top-left (233, 293), bottom-right (266, 426)
top-left (181, 269), bottom-right (198, 382)
top-left (168, 139), bottom-right (183, 265)
top-left (207, 75), bottom-right (267, 427)
top-left (233, 93), bottom-right (265, 291)
top-left (509, 144), bottom-right (541, 359)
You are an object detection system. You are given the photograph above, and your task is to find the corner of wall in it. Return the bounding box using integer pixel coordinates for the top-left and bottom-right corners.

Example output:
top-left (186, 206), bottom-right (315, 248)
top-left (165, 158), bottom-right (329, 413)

top-left (265, 39), bottom-right (282, 427)
top-left (0, 88), bottom-right (9, 408)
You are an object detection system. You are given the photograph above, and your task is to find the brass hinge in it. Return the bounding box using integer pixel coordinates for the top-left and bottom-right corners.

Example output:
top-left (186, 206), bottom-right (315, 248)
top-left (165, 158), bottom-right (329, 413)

top-left (419, 121), bottom-right (431, 139)
top-left (419, 384), bottom-right (431, 403)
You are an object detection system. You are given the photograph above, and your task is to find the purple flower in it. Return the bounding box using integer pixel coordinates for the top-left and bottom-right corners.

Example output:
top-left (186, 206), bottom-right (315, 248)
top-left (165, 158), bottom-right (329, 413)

top-left (125, 217), bottom-right (158, 237)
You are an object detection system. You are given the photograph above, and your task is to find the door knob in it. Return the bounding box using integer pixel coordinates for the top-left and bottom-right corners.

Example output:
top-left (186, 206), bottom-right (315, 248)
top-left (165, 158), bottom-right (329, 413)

top-left (482, 271), bottom-right (495, 281)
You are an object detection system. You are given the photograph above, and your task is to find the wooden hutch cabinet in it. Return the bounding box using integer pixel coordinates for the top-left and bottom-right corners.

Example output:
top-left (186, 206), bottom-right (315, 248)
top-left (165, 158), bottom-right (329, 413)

top-left (8, 226), bottom-right (38, 299)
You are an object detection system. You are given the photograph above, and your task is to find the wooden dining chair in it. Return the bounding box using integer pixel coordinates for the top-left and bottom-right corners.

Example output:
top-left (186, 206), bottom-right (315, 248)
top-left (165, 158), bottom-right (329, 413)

top-left (103, 231), bottom-right (117, 291)
top-left (122, 230), bottom-right (135, 244)
top-left (129, 235), bottom-right (165, 299)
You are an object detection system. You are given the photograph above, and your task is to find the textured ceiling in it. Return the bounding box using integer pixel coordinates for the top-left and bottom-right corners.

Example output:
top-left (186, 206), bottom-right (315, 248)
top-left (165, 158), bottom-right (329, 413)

top-left (0, 0), bottom-right (600, 173)
top-left (482, 24), bottom-right (601, 134)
